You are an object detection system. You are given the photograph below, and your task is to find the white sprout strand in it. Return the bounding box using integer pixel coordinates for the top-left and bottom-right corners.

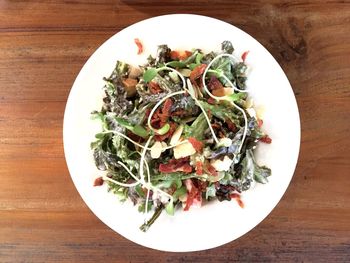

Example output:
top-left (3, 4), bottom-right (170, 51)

top-left (201, 53), bottom-right (249, 151)
top-left (186, 79), bottom-right (219, 143)
top-left (144, 159), bottom-right (151, 216)
top-left (201, 53), bottom-right (248, 94)
top-left (102, 176), bottom-right (139, 188)
top-left (147, 90), bottom-right (186, 133)
top-left (139, 136), bottom-right (152, 183)
top-left (117, 161), bottom-right (142, 183)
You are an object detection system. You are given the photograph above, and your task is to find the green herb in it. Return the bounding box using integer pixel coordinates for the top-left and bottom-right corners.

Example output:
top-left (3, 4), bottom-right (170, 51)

top-left (115, 117), bottom-right (149, 138)
top-left (143, 68), bottom-right (158, 82)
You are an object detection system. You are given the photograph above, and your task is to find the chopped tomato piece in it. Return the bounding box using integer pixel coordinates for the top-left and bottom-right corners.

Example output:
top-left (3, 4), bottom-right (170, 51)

top-left (241, 51), bottom-right (249, 62)
top-left (134, 38), bottom-right (143, 55)
top-left (187, 137), bottom-right (203, 153)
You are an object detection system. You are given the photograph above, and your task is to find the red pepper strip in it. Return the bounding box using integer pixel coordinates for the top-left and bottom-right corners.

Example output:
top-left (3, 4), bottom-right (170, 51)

top-left (241, 51), bottom-right (249, 62)
top-left (260, 135), bottom-right (272, 144)
top-left (134, 38), bottom-right (143, 55)
top-left (187, 137), bottom-right (204, 153)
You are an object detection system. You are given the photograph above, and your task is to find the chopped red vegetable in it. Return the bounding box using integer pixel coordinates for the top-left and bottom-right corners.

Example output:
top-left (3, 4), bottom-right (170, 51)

top-left (190, 64), bottom-right (207, 87)
top-left (184, 179), bottom-right (202, 211)
top-left (208, 76), bottom-right (224, 91)
top-left (260, 135), bottom-right (272, 144)
top-left (230, 193), bottom-right (244, 208)
top-left (159, 157), bottom-right (193, 174)
top-left (93, 177), bottom-right (104, 186)
top-left (187, 137), bottom-right (204, 153)
top-left (134, 38), bottom-right (143, 55)
top-left (170, 50), bottom-right (192, 60)
top-left (226, 119), bottom-right (237, 132)
top-left (195, 161), bottom-right (203, 175)
top-left (241, 50), bottom-right (249, 62)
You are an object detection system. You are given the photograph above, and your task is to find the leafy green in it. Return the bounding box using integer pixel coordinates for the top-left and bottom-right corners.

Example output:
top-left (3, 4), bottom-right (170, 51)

top-left (199, 101), bottom-right (242, 126)
top-left (183, 112), bottom-right (209, 140)
top-left (165, 201), bottom-right (175, 215)
top-left (221, 40), bottom-right (234, 54)
top-left (115, 117), bottom-right (149, 138)
top-left (205, 184), bottom-right (216, 199)
top-left (166, 61), bottom-right (186, 68)
top-left (143, 68), bottom-right (158, 83)
top-left (241, 150), bottom-right (271, 184)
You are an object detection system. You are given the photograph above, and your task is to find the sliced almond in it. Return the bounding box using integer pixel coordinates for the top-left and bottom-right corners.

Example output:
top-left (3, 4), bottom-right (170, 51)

top-left (128, 66), bottom-right (142, 79)
top-left (173, 140), bottom-right (196, 159)
top-left (211, 87), bottom-right (233, 97)
top-left (150, 141), bottom-right (163, 159)
top-left (178, 68), bottom-right (192, 77)
top-left (170, 125), bottom-right (184, 146)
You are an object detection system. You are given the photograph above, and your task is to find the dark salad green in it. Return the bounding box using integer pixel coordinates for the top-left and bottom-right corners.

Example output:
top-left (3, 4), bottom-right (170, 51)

top-left (91, 41), bottom-right (272, 231)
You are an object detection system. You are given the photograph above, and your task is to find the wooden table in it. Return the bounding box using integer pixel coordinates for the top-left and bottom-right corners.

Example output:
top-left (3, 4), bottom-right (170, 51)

top-left (1, 1), bottom-right (349, 262)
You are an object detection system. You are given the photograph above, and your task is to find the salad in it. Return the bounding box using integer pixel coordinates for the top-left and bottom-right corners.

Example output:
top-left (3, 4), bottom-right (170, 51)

top-left (91, 41), bottom-right (272, 231)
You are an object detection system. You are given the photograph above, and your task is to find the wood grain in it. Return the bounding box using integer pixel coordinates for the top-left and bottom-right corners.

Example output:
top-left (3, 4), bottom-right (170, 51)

top-left (0, 1), bottom-right (349, 262)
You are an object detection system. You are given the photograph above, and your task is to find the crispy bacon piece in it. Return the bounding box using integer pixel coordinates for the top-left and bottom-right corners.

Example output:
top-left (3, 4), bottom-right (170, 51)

top-left (207, 97), bottom-right (217, 105)
top-left (230, 193), bottom-right (244, 208)
top-left (195, 161), bottom-right (203, 175)
top-left (208, 76), bottom-right (224, 91)
top-left (170, 50), bottom-right (192, 60)
top-left (187, 137), bottom-right (203, 153)
top-left (148, 81), bottom-right (162, 94)
top-left (260, 135), bottom-right (272, 144)
top-left (226, 119), bottom-right (237, 132)
top-left (134, 38), bottom-right (143, 55)
top-left (206, 164), bottom-right (218, 177)
top-left (159, 157), bottom-right (193, 174)
top-left (184, 179), bottom-right (202, 211)
top-left (93, 177), bottom-right (104, 186)
top-left (190, 64), bottom-right (207, 87)
top-left (241, 51), bottom-right (249, 62)
top-left (257, 119), bottom-right (263, 128)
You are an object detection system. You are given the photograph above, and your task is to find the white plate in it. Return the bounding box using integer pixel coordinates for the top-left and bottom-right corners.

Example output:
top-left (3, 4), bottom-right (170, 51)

top-left (63, 14), bottom-right (300, 252)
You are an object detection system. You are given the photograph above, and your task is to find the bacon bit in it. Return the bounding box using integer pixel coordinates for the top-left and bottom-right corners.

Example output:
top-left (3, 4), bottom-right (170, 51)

top-left (211, 123), bottom-right (221, 129)
top-left (158, 98), bottom-right (173, 124)
top-left (226, 119), bottom-right (237, 132)
top-left (190, 64), bottom-right (207, 87)
top-left (195, 161), bottom-right (203, 175)
top-left (184, 179), bottom-right (202, 211)
top-left (159, 157), bottom-right (193, 174)
top-left (93, 177), bottom-right (104, 186)
top-left (260, 135), bottom-right (272, 144)
top-left (187, 137), bottom-right (204, 153)
top-left (170, 50), bottom-right (192, 60)
top-left (230, 193), bottom-right (244, 208)
top-left (155, 122), bottom-right (177, 141)
top-left (148, 81), bottom-right (162, 94)
top-left (126, 131), bottom-right (144, 143)
top-left (171, 109), bottom-right (187, 117)
top-left (134, 38), bottom-right (143, 55)
top-left (207, 97), bottom-right (217, 105)
top-left (241, 51), bottom-right (249, 62)
top-left (257, 119), bottom-right (263, 128)
top-left (206, 164), bottom-right (218, 176)
top-left (208, 76), bottom-right (224, 91)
